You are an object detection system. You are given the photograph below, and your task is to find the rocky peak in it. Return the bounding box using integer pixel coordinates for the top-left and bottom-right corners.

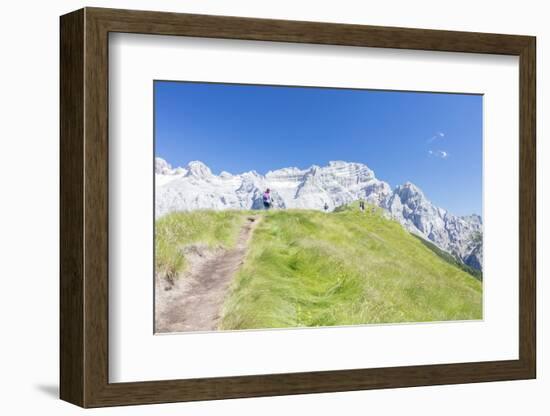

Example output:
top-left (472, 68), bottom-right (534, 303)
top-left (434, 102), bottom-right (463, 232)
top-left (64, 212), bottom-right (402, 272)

top-left (155, 157), bottom-right (173, 175)
top-left (265, 167), bottom-right (305, 181)
top-left (395, 181), bottom-right (424, 199)
top-left (219, 171), bottom-right (233, 179)
top-left (185, 161), bottom-right (212, 178)
top-left (461, 214), bottom-right (482, 225)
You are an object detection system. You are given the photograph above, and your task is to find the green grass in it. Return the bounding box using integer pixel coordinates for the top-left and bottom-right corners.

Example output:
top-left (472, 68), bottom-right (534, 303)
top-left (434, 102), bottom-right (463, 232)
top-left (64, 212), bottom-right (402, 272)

top-left (155, 210), bottom-right (248, 281)
top-left (155, 204), bottom-right (483, 329)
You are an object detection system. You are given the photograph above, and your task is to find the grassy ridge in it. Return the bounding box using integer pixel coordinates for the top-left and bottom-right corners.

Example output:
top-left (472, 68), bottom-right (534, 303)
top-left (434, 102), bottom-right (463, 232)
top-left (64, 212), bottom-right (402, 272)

top-left (155, 206), bottom-right (482, 329)
top-left (155, 210), bottom-right (247, 280)
top-left (219, 207), bottom-right (482, 329)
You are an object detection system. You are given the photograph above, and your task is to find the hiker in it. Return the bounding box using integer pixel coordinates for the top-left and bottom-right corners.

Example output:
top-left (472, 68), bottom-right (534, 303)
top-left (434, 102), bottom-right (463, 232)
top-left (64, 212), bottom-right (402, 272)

top-left (324, 202), bottom-right (329, 212)
top-left (262, 188), bottom-right (272, 209)
top-left (359, 200), bottom-right (365, 212)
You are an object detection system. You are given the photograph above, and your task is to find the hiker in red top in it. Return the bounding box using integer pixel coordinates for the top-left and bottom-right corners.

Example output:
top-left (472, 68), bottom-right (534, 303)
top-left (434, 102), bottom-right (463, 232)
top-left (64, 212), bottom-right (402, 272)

top-left (263, 188), bottom-right (272, 209)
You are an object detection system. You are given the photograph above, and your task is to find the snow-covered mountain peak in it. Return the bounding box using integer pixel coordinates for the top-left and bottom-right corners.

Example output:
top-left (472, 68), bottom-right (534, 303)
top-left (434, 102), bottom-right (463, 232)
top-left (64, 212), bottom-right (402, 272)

top-left (396, 181), bottom-right (423, 195)
top-left (185, 160), bottom-right (212, 178)
top-left (265, 166), bottom-right (304, 178)
top-left (328, 160), bottom-right (365, 169)
top-left (155, 157), bottom-right (173, 175)
top-left (306, 165), bottom-right (321, 175)
top-left (461, 214), bottom-right (482, 224)
top-left (219, 171), bottom-right (233, 179)
top-left (393, 182), bottom-right (427, 206)
top-left (326, 160), bottom-right (376, 181)
top-left (242, 170), bottom-right (261, 178)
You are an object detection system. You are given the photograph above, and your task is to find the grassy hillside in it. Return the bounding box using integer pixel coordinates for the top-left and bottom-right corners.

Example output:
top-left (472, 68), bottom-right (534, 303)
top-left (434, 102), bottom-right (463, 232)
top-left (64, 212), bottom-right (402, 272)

top-left (155, 210), bottom-right (247, 281)
top-left (156, 205), bottom-right (482, 329)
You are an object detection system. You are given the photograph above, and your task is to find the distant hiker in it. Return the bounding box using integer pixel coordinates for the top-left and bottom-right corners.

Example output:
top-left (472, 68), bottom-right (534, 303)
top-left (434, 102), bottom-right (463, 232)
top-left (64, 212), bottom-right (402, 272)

top-left (263, 188), bottom-right (272, 209)
top-left (324, 202), bottom-right (329, 212)
top-left (359, 200), bottom-right (365, 212)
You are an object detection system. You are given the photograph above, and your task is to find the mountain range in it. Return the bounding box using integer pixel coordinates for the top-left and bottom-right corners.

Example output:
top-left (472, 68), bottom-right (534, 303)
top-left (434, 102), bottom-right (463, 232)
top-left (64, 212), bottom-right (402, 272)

top-left (155, 157), bottom-right (483, 271)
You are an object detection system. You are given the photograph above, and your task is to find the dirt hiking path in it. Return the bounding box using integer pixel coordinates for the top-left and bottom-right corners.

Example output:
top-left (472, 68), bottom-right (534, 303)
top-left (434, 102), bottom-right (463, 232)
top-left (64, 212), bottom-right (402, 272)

top-left (155, 215), bottom-right (261, 333)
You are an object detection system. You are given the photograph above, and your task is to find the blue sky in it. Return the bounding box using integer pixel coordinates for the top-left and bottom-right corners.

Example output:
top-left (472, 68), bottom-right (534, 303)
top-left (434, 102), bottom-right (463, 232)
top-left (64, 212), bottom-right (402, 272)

top-left (155, 81), bottom-right (482, 216)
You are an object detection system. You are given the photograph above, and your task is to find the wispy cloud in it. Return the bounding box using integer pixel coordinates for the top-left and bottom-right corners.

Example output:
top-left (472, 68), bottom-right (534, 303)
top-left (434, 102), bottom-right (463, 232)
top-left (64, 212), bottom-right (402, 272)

top-left (427, 131), bottom-right (445, 144)
top-left (428, 149), bottom-right (450, 159)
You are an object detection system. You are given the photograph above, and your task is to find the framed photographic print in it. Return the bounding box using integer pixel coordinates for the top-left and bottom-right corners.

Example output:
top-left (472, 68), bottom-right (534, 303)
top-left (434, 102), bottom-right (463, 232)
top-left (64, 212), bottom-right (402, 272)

top-left (60, 7), bottom-right (536, 408)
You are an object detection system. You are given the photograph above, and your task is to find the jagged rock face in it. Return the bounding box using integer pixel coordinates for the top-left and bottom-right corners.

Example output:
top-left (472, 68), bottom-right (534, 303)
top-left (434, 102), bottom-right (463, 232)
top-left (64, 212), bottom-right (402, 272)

top-left (384, 182), bottom-right (482, 270)
top-left (464, 244), bottom-right (482, 270)
top-left (155, 158), bottom-right (483, 271)
top-left (155, 157), bottom-right (176, 175)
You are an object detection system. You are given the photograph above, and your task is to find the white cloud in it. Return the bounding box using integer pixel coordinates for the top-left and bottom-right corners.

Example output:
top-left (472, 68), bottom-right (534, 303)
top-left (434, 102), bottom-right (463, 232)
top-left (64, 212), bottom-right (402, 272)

top-left (428, 149), bottom-right (450, 159)
top-left (427, 131), bottom-right (446, 144)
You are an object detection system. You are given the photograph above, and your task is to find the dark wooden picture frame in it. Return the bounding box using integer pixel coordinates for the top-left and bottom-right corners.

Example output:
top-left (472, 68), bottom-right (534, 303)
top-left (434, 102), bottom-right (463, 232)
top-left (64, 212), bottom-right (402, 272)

top-left (60, 7), bottom-right (536, 408)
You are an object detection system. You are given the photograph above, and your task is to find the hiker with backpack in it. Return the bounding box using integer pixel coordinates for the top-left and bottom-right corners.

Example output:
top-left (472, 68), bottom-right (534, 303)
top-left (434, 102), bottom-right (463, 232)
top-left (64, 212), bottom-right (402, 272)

top-left (263, 188), bottom-right (272, 209)
top-left (324, 202), bottom-right (329, 212)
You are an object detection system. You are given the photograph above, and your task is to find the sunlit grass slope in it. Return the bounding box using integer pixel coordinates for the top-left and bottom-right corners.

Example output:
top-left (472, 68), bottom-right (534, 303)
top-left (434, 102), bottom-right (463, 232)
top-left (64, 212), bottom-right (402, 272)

top-left (155, 210), bottom-right (248, 281)
top-left (155, 204), bottom-right (482, 329)
top-left (219, 204), bottom-right (482, 329)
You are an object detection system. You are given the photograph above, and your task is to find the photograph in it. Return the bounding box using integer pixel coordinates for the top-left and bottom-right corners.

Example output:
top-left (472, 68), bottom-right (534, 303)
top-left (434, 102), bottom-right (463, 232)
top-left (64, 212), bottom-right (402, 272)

top-left (153, 81), bottom-right (483, 334)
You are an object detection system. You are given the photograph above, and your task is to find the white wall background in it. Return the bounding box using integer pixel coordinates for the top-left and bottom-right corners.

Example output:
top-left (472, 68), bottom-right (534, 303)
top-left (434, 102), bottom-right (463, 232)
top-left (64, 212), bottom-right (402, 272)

top-left (0, 0), bottom-right (545, 414)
